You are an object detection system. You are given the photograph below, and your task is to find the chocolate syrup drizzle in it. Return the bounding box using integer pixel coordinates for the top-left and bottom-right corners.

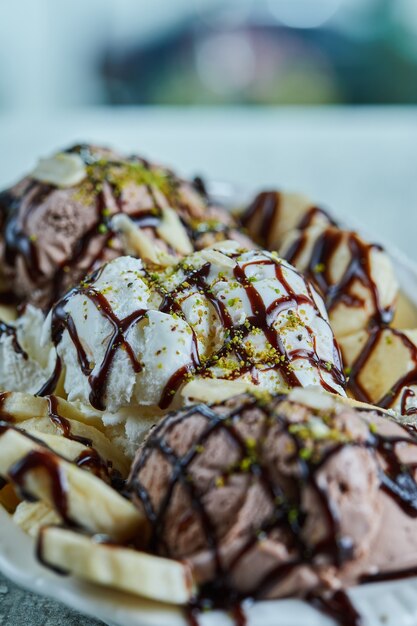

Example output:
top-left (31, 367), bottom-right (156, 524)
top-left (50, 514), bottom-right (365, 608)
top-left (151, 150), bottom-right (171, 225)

top-left (129, 396), bottom-right (417, 626)
top-left (0, 410), bottom-right (122, 517)
top-left (241, 191), bottom-right (281, 247)
top-left (45, 395), bottom-right (122, 486)
top-left (46, 395), bottom-right (92, 447)
top-left (0, 319), bottom-right (28, 358)
top-left (240, 191), bottom-right (335, 249)
top-left (348, 327), bottom-right (417, 415)
top-left (40, 251), bottom-right (345, 411)
top-left (284, 227), bottom-right (394, 329)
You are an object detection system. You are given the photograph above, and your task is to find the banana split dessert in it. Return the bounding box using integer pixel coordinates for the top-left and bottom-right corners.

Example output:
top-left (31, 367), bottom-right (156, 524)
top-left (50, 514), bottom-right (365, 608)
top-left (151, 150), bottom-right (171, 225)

top-left (0, 146), bottom-right (417, 626)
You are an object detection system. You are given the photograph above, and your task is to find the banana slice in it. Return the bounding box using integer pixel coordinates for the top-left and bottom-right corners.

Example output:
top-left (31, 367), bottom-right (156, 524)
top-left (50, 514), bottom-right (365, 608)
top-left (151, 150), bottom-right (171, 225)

top-left (181, 378), bottom-right (260, 404)
top-left (38, 526), bottom-right (195, 605)
top-left (0, 392), bottom-right (130, 473)
top-left (19, 430), bottom-right (88, 461)
top-left (288, 385), bottom-right (393, 416)
top-left (241, 190), bottom-right (331, 250)
top-left (340, 327), bottom-right (417, 414)
top-left (0, 392), bottom-right (103, 430)
top-left (0, 426), bottom-right (148, 542)
top-left (19, 417), bottom-right (129, 477)
top-left (14, 501), bottom-right (60, 538)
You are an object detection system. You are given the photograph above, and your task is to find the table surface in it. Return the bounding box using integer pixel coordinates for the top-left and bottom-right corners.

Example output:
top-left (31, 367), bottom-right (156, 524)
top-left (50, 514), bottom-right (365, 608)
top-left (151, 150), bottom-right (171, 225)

top-left (0, 105), bottom-right (417, 624)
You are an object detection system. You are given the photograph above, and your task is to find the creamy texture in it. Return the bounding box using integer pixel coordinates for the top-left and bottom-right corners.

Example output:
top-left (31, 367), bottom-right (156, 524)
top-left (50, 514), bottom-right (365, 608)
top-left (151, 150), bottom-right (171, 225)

top-left (0, 305), bottom-right (56, 394)
top-left (40, 242), bottom-right (345, 419)
top-left (128, 389), bottom-right (417, 601)
top-left (0, 144), bottom-right (252, 310)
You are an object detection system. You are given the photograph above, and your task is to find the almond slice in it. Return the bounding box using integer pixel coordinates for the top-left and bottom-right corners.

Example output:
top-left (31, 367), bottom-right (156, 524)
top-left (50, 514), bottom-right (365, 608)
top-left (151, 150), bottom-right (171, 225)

top-left (111, 214), bottom-right (160, 263)
top-left (157, 206), bottom-right (193, 255)
top-left (31, 153), bottom-right (87, 188)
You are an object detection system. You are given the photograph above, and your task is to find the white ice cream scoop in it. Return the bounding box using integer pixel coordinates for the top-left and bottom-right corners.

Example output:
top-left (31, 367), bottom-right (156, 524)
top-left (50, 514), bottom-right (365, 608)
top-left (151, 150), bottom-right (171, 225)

top-left (38, 241), bottom-right (345, 418)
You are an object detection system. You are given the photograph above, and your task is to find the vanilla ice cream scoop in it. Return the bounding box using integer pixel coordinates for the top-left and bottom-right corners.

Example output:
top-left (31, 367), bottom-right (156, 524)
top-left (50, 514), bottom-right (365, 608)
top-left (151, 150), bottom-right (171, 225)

top-left (39, 242), bottom-right (345, 418)
top-left (279, 224), bottom-right (398, 340)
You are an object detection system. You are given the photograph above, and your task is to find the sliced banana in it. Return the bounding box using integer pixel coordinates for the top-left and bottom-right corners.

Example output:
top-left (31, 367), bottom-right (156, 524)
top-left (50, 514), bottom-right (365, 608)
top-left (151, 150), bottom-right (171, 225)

top-left (38, 526), bottom-right (195, 605)
top-left (0, 392), bottom-right (129, 473)
top-left (288, 386), bottom-right (393, 416)
top-left (181, 377), bottom-right (259, 404)
top-left (0, 392), bottom-right (103, 430)
top-left (14, 501), bottom-right (60, 538)
top-left (0, 426), bottom-right (148, 542)
top-left (19, 416), bottom-right (129, 477)
top-left (340, 328), bottom-right (417, 414)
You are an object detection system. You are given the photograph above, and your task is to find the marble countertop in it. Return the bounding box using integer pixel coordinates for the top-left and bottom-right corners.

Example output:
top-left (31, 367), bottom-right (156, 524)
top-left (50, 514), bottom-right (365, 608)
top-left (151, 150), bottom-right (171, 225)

top-left (0, 105), bottom-right (416, 625)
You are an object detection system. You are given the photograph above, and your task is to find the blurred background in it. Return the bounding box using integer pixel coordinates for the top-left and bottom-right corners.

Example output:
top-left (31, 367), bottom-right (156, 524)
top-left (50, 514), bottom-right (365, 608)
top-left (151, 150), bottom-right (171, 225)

top-left (0, 0), bottom-right (416, 260)
top-left (1, 0), bottom-right (417, 111)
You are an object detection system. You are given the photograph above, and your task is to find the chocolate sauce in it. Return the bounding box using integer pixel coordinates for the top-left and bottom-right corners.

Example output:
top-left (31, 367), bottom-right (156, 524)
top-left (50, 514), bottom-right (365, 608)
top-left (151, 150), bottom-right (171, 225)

top-left (241, 191), bottom-right (335, 249)
top-left (130, 395), bottom-right (417, 626)
top-left (0, 320), bottom-right (28, 359)
top-left (46, 395), bottom-right (92, 447)
top-left (360, 564), bottom-right (417, 584)
top-left (2, 182), bottom-right (47, 283)
top-left (348, 327), bottom-right (417, 413)
top-left (84, 290), bottom-right (144, 411)
top-left (45, 396), bottom-right (120, 484)
top-left (192, 176), bottom-right (208, 199)
top-left (75, 448), bottom-right (108, 478)
top-left (36, 526), bottom-right (68, 576)
top-left (40, 273), bottom-right (147, 409)
top-left (241, 191), bottom-right (280, 248)
top-left (285, 228), bottom-right (394, 329)
top-left (0, 393), bottom-right (10, 421)
top-left (307, 590), bottom-right (362, 626)
top-left (36, 357), bottom-right (62, 397)
top-left (0, 290), bottom-right (19, 306)
top-left (8, 448), bottom-right (70, 521)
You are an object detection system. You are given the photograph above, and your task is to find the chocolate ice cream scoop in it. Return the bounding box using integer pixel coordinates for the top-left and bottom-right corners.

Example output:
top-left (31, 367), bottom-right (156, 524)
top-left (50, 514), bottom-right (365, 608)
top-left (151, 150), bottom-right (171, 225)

top-left (128, 388), bottom-right (417, 618)
top-left (0, 144), bottom-right (252, 310)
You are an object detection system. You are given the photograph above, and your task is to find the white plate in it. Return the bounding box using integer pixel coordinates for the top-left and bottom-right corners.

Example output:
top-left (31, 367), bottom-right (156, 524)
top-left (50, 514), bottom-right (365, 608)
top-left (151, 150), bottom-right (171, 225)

top-left (2, 188), bottom-right (417, 626)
